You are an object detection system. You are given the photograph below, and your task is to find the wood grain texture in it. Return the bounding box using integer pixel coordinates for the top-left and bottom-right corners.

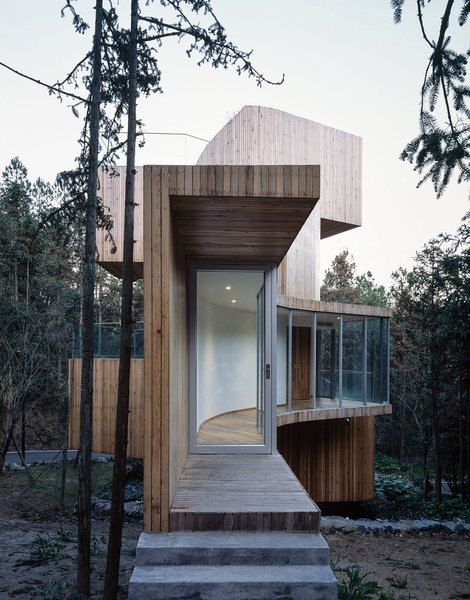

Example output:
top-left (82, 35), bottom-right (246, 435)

top-left (143, 164), bottom-right (319, 531)
top-left (170, 454), bottom-right (320, 532)
top-left (197, 105), bottom-right (363, 299)
top-left (197, 106), bottom-right (362, 232)
top-left (197, 408), bottom-right (264, 445)
top-left (96, 167), bottom-right (143, 279)
top-left (277, 295), bottom-right (393, 318)
top-left (68, 358), bottom-right (144, 458)
top-left (276, 402), bottom-right (392, 427)
top-left (277, 417), bottom-right (376, 502)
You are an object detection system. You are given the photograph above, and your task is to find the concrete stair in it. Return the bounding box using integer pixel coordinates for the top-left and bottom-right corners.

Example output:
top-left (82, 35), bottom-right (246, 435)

top-left (129, 531), bottom-right (337, 600)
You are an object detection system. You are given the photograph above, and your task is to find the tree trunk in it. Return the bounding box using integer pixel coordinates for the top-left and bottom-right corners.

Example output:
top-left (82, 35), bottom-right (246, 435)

top-left (77, 1), bottom-right (103, 597)
top-left (103, 1), bottom-right (138, 597)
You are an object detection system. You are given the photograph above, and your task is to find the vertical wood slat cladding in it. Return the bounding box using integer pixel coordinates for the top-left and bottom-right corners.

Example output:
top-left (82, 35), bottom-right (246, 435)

top-left (197, 106), bottom-right (362, 231)
top-left (68, 358), bottom-right (144, 459)
top-left (96, 166), bottom-right (144, 265)
top-left (197, 105), bottom-right (362, 300)
top-left (277, 417), bottom-right (376, 502)
top-left (144, 165), bottom-right (319, 532)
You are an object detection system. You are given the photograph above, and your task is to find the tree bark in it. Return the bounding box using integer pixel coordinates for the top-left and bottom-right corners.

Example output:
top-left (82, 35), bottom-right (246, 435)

top-left (77, 1), bottom-right (103, 597)
top-left (103, 1), bottom-right (139, 597)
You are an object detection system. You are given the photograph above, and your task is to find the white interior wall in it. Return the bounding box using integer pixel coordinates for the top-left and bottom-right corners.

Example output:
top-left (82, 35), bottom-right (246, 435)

top-left (197, 296), bottom-right (257, 430)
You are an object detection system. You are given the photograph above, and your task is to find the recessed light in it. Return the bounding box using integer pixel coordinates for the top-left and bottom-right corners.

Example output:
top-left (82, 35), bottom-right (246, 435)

top-left (225, 286), bottom-right (232, 290)
top-left (231, 299), bottom-right (237, 303)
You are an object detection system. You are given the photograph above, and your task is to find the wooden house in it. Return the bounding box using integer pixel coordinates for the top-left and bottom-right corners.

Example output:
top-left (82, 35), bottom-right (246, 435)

top-left (69, 106), bottom-right (391, 598)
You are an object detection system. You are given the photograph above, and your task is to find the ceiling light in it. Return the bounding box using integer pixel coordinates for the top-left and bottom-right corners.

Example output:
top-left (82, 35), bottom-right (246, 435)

top-left (231, 299), bottom-right (237, 303)
top-left (225, 286), bottom-right (231, 290)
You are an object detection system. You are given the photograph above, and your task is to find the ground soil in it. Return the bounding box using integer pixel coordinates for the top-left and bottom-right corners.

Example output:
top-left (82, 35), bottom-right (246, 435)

top-left (326, 530), bottom-right (470, 600)
top-left (0, 461), bottom-right (469, 599)
top-left (0, 512), bottom-right (141, 599)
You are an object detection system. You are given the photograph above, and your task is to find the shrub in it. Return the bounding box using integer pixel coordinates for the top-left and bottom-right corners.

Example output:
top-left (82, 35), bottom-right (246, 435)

top-left (338, 565), bottom-right (380, 600)
top-left (30, 534), bottom-right (62, 560)
top-left (375, 453), bottom-right (402, 475)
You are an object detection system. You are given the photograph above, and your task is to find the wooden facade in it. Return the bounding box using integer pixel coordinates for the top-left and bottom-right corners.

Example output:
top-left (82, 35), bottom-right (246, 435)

top-left (95, 107), bottom-right (362, 301)
top-left (198, 105), bottom-right (362, 300)
top-left (97, 167), bottom-right (144, 279)
top-left (277, 417), bottom-right (376, 502)
top-left (68, 358), bottom-right (144, 458)
top-left (143, 164), bottom-right (319, 532)
top-left (68, 107), bottom-right (391, 529)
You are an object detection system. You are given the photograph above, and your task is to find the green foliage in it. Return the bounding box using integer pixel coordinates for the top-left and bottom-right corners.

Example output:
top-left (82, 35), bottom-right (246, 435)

top-left (321, 250), bottom-right (388, 306)
top-left (390, 0), bottom-right (470, 196)
top-left (90, 534), bottom-right (106, 556)
top-left (375, 453), bottom-right (402, 475)
top-left (31, 534), bottom-right (63, 560)
top-left (361, 470), bottom-right (470, 520)
top-left (389, 575), bottom-right (408, 590)
top-left (56, 526), bottom-right (74, 542)
top-left (385, 211), bottom-right (470, 505)
top-left (375, 474), bottom-right (415, 502)
top-left (35, 580), bottom-right (74, 600)
top-left (338, 565), bottom-right (380, 600)
top-left (0, 158), bottom-right (82, 463)
top-left (420, 497), bottom-right (470, 521)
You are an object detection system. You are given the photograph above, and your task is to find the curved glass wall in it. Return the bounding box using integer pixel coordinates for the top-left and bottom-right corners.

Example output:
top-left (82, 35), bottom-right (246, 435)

top-left (276, 308), bottom-right (390, 411)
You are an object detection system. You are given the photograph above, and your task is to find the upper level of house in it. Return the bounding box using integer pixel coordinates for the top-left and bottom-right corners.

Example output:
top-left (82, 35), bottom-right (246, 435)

top-left (96, 106), bottom-right (362, 300)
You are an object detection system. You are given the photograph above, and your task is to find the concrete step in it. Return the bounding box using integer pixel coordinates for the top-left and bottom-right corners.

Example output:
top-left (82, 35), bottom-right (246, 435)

top-left (136, 531), bottom-right (330, 566)
top-left (129, 564), bottom-right (337, 600)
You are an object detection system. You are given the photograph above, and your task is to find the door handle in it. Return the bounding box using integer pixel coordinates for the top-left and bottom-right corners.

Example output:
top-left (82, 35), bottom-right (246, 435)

top-left (265, 364), bottom-right (271, 379)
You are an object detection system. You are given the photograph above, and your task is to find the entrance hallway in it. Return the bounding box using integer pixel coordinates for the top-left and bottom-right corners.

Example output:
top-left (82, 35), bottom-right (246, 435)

top-left (170, 453), bottom-right (320, 532)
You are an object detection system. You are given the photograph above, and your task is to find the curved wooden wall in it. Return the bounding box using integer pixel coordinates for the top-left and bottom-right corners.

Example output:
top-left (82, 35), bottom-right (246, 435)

top-left (277, 417), bottom-right (375, 502)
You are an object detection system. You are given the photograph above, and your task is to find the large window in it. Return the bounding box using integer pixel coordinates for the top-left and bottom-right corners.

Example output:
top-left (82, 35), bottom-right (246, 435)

top-left (190, 267), bottom-right (275, 453)
top-left (277, 308), bottom-right (390, 411)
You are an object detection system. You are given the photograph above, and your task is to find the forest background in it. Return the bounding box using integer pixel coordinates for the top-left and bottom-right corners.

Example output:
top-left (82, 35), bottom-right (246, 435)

top-left (1, 155), bottom-right (468, 512)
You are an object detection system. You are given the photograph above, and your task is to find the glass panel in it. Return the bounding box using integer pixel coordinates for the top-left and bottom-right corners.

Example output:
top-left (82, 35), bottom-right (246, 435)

top-left (73, 323), bottom-right (144, 358)
top-left (291, 311), bottom-right (313, 408)
top-left (196, 270), bottom-right (265, 446)
top-left (276, 307), bottom-right (289, 407)
top-left (342, 315), bottom-right (364, 404)
top-left (367, 317), bottom-right (389, 404)
top-left (317, 313), bottom-right (341, 403)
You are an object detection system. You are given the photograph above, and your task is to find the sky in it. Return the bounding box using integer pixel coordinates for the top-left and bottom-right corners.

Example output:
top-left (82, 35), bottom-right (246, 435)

top-left (0, 0), bottom-right (468, 287)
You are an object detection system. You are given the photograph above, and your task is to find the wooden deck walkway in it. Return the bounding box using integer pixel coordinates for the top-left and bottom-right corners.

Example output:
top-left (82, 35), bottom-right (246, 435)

top-left (170, 453), bottom-right (320, 532)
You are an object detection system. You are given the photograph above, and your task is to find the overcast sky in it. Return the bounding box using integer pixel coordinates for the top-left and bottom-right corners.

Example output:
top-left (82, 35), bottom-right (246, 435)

top-left (1, 0), bottom-right (468, 286)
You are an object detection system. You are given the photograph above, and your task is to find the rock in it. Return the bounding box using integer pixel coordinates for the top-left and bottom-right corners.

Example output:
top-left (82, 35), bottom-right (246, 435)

top-left (321, 515), bottom-right (470, 535)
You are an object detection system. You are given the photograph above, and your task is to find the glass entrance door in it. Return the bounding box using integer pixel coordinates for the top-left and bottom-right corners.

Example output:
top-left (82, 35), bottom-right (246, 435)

top-left (190, 267), bottom-right (274, 453)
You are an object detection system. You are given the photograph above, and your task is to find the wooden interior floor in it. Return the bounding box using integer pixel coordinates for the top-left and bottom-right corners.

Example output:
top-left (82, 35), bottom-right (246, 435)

top-left (196, 398), bottom-right (387, 445)
top-left (197, 408), bottom-right (263, 445)
top-left (170, 453), bottom-right (320, 532)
